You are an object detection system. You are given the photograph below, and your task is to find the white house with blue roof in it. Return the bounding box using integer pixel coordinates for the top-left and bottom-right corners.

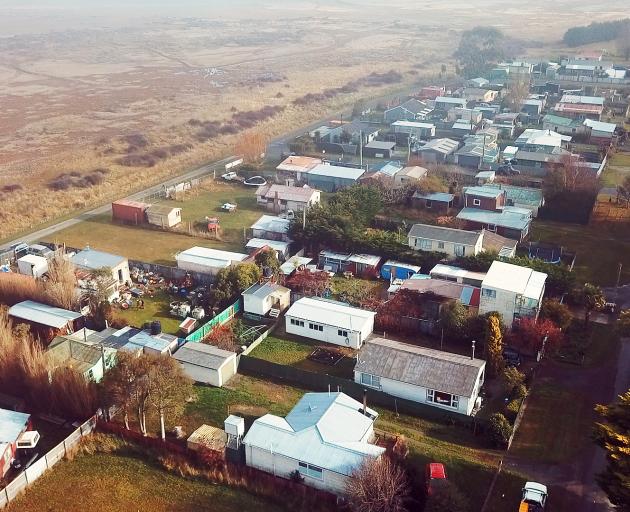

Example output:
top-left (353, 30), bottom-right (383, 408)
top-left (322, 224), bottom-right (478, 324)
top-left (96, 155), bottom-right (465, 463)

top-left (242, 392), bottom-right (384, 494)
top-left (70, 248), bottom-right (130, 285)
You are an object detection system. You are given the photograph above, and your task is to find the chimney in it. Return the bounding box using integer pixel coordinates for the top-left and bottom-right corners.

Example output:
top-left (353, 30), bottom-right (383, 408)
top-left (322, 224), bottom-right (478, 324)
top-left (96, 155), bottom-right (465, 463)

top-left (363, 389), bottom-right (367, 416)
top-left (274, 191), bottom-right (279, 213)
top-left (471, 340), bottom-right (476, 360)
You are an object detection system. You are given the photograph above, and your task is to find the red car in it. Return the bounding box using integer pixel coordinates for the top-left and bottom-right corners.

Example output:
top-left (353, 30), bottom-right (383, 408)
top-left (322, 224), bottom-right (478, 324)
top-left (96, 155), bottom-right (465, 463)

top-left (425, 463), bottom-right (448, 495)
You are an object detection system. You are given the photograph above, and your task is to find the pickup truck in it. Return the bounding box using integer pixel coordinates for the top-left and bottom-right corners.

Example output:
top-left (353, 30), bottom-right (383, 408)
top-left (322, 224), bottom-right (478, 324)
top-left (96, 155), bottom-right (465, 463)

top-left (519, 482), bottom-right (548, 511)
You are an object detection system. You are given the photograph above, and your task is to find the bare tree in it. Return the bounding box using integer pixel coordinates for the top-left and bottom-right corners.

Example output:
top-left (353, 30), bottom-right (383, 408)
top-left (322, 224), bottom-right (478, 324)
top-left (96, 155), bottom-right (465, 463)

top-left (146, 354), bottom-right (193, 440)
top-left (102, 351), bottom-right (139, 429)
top-left (504, 75), bottom-right (530, 112)
top-left (43, 255), bottom-right (78, 310)
top-left (234, 131), bottom-right (268, 164)
top-left (346, 457), bottom-right (410, 512)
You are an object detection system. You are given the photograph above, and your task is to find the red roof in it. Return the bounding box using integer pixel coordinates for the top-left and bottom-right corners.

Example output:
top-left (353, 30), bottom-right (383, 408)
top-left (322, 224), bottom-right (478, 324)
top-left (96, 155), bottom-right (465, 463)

top-left (428, 463), bottom-right (447, 479)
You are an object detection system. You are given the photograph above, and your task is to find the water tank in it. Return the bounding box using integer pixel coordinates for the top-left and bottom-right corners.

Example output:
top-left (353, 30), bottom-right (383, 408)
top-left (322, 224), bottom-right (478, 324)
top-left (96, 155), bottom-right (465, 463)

top-left (150, 320), bottom-right (162, 335)
top-left (224, 415), bottom-right (245, 438)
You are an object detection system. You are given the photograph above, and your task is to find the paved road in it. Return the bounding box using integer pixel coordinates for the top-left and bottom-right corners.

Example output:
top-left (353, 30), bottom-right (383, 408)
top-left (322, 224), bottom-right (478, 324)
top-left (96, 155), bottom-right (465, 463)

top-left (1, 155), bottom-right (239, 251)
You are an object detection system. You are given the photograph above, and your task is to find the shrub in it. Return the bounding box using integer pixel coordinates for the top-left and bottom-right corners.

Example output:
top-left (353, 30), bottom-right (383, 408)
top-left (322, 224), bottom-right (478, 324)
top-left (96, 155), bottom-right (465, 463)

top-left (2, 184), bottom-right (22, 193)
top-left (505, 399), bottom-right (522, 423)
top-left (488, 413), bottom-right (512, 448)
top-left (501, 366), bottom-right (525, 392)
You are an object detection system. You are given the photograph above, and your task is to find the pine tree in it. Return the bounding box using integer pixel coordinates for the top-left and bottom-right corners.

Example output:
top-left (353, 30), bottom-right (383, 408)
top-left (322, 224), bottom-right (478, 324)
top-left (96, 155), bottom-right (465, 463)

top-left (485, 314), bottom-right (504, 377)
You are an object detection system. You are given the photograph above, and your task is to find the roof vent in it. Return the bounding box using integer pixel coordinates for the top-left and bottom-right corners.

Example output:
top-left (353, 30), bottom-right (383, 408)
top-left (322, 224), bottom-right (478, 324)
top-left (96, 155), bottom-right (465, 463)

top-left (308, 404), bottom-right (317, 413)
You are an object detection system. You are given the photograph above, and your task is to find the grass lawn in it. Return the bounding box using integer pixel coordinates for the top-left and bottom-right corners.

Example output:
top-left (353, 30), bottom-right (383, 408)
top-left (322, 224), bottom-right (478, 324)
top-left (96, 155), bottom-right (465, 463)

top-left (4, 452), bottom-right (285, 512)
top-left (530, 219), bottom-right (630, 286)
top-left (601, 152), bottom-right (630, 188)
top-left (114, 291), bottom-right (182, 335)
top-left (248, 328), bottom-right (356, 378)
top-left (43, 182), bottom-right (263, 265)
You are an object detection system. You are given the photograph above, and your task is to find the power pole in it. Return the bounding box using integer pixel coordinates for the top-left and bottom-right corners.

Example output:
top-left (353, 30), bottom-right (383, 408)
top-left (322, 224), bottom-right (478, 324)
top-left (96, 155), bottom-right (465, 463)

top-left (359, 130), bottom-right (363, 168)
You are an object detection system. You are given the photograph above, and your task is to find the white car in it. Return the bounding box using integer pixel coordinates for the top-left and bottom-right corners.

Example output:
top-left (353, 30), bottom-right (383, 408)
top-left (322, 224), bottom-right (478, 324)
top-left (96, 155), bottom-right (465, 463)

top-left (221, 172), bottom-right (238, 181)
top-left (221, 203), bottom-right (237, 212)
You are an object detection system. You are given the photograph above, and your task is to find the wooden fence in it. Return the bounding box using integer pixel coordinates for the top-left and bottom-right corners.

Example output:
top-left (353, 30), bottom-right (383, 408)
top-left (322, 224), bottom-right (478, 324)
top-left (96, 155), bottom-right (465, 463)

top-left (0, 415), bottom-right (98, 509)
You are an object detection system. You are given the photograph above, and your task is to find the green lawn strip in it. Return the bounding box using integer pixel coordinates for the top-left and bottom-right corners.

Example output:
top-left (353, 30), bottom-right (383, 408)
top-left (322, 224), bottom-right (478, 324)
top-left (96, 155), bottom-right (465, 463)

top-left (600, 152), bottom-right (630, 188)
top-left (115, 291), bottom-right (182, 335)
top-left (483, 470), bottom-right (527, 512)
top-left (248, 335), bottom-right (314, 365)
top-left (4, 452), bottom-right (284, 512)
top-left (530, 220), bottom-right (630, 286)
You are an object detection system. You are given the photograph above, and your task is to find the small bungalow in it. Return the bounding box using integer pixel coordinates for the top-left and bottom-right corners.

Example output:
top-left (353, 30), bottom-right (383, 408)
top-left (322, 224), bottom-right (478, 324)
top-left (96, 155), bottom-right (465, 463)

top-left (434, 96), bottom-right (467, 111)
top-left (354, 338), bottom-right (486, 416)
top-left (255, 184), bottom-right (321, 213)
top-left (8, 301), bottom-right (83, 344)
top-left (245, 238), bottom-right (291, 262)
top-left (251, 215), bottom-right (292, 242)
top-left (304, 164), bottom-right (365, 192)
top-left (482, 184), bottom-right (544, 216)
top-left (285, 297), bottom-right (375, 349)
top-left (466, 77), bottom-right (490, 88)
top-left (418, 85), bottom-right (445, 100)
top-left (542, 114), bottom-right (584, 136)
top-left (243, 392), bottom-right (384, 494)
top-left (462, 88), bottom-right (498, 103)
top-left (583, 119), bottom-right (617, 145)
top-left (318, 251), bottom-right (381, 277)
top-left (0, 408), bottom-right (32, 478)
top-left (415, 138), bottom-right (459, 164)
top-left (520, 99), bottom-right (544, 120)
top-left (242, 282), bottom-right (291, 317)
top-left (457, 207), bottom-right (532, 241)
top-left (71, 248), bottom-right (130, 285)
top-left (276, 156), bottom-right (322, 181)
top-left (408, 224), bottom-right (483, 258)
top-left (279, 256), bottom-right (313, 277)
top-left (455, 142), bottom-right (499, 168)
top-left (146, 205), bottom-right (182, 228)
top-left (380, 260), bottom-right (421, 281)
top-left (176, 247), bottom-right (249, 275)
top-left (411, 191), bottom-right (455, 214)
top-left (47, 336), bottom-right (116, 382)
top-left (554, 95), bottom-right (604, 121)
top-left (462, 186), bottom-right (506, 211)
top-left (384, 98), bottom-right (430, 123)
top-left (362, 140), bottom-right (396, 159)
top-left (393, 166), bottom-right (428, 188)
top-left (173, 342), bottom-right (237, 387)
top-left (492, 112), bottom-right (520, 138)
top-left (391, 120), bottom-right (436, 140)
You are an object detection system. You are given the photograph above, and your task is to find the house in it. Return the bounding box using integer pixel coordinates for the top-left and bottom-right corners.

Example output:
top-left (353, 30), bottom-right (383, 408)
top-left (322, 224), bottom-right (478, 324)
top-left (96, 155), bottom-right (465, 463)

top-left (362, 140), bottom-right (396, 159)
top-left (415, 138), bottom-right (459, 163)
top-left (47, 336), bottom-right (116, 382)
top-left (411, 191), bottom-right (455, 214)
top-left (8, 301), bottom-right (83, 343)
top-left (542, 114), bottom-right (584, 136)
top-left (492, 112), bottom-right (520, 138)
top-left (514, 129), bottom-right (571, 150)
top-left (173, 342), bottom-right (237, 387)
top-left (251, 215), bottom-right (291, 242)
top-left (354, 338), bottom-right (486, 415)
top-left (418, 85), bottom-right (445, 100)
top-left (467, 77), bottom-right (489, 88)
top-left (399, 279), bottom-right (481, 313)
top-left (242, 282), bottom-right (291, 317)
top-left (451, 120), bottom-right (477, 139)
top-left (304, 164), bottom-right (365, 192)
top-left (176, 247), bottom-right (249, 275)
top-left (384, 98), bottom-right (430, 123)
top-left (285, 297), bottom-right (375, 349)
top-left (245, 239), bottom-right (291, 262)
top-left (583, 119), bottom-right (617, 145)
top-left (393, 166), bottom-right (428, 188)
top-left (479, 261), bottom-right (547, 327)
top-left (146, 205), bottom-right (182, 228)
top-left (0, 408), bottom-right (32, 478)
top-left (462, 88), bottom-right (498, 103)
top-left (455, 141), bottom-right (499, 168)
top-left (447, 108), bottom-right (483, 124)
top-left (554, 95), bottom-right (604, 121)
top-left (482, 184), bottom-right (544, 216)
top-left (429, 264), bottom-right (487, 287)
top-left (408, 223), bottom-right (483, 258)
top-left (463, 186), bottom-right (506, 211)
top-left (255, 184), bottom-right (321, 213)
top-left (380, 260), bottom-right (421, 281)
top-left (111, 199), bottom-right (150, 225)
top-left (325, 120), bottom-right (379, 146)
top-left (391, 121), bottom-right (436, 140)
top-left (457, 207), bottom-right (532, 241)
top-left (318, 251), bottom-right (381, 277)
top-left (276, 156), bottom-right (322, 181)
top-left (70, 248), bottom-right (130, 285)
top-left (243, 392), bottom-right (384, 494)
top-left (520, 99), bottom-right (544, 120)
top-left (17, 254), bottom-right (48, 278)
top-left (434, 96), bottom-right (467, 111)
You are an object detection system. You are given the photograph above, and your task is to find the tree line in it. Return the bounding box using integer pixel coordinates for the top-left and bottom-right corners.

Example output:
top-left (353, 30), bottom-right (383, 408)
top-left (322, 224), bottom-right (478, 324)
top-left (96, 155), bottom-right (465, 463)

top-left (562, 19), bottom-right (630, 47)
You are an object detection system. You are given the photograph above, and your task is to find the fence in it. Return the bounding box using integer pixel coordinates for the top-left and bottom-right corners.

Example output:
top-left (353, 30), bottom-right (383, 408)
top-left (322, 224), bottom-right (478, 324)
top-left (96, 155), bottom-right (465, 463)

top-left (128, 259), bottom-right (215, 285)
top-left (240, 320), bottom-right (279, 356)
top-left (185, 299), bottom-right (241, 342)
top-left (0, 415), bottom-right (97, 509)
top-left (238, 355), bottom-right (486, 430)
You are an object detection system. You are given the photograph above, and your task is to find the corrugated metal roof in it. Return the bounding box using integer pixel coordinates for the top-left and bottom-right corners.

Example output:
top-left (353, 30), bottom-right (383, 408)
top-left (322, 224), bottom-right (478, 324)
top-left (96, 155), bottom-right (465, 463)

top-left (251, 215), bottom-right (291, 234)
top-left (412, 191), bottom-right (454, 203)
top-left (285, 297), bottom-right (375, 331)
top-left (8, 300), bottom-right (82, 329)
top-left (243, 392), bottom-right (384, 476)
top-left (243, 282), bottom-right (290, 299)
top-left (276, 156), bottom-right (322, 173)
top-left (400, 279), bottom-right (480, 307)
top-left (364, 140), bottom-right (396, 150)
top-left (392, 120), bottom-right (436, 129)
top-left (347, 253), bottom-right (381, 266)
top-left (245, 238), bottom-right (290, 252)
top-left (417, 138), bottom-right (459, 155)
top-left (146, 205), bottom-right (181, 215)
top-left (408, 224), bottom-right (481, 246)
top-left (0, 408), bottom-right (30, 444)
top-left (173, 342), bottom-right (235, 370)
top-left (256, 184), bottom-right (319, 202)
top-left (280, 256), bottom-right (313, 275)
top-left (430, 264), bottom-right (487, 282)
top-left (559, 94), bottom-right (605, 106)
top-left (307, 164), bottom-right (365, 180)
top-left (464, 186), bottom-right (504, 199)
top-left (583, 119), bottom-right (616, 134)
top-left (177, 247), bottom-right (248, 267)
top-left (457, 208), bottom-right (531, 231)
top-left (71, 249), bottom-right (126, 270)
top-left (355, 338), bottom-right (485, 397)
top-left (382, 260), bottom-right (421, 273)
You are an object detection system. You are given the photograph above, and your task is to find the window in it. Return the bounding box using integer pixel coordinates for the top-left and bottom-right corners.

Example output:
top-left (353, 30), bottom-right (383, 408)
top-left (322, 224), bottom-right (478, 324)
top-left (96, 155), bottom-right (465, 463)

top-left (338, 329), bottom-right (348, 337)
top-left (437, 241), bottom-right (445, 249)
top-left (309, 323), bottom-right (323, 331)
top-left (290, 318), bottom-right (304, 327)
top-left (487, 224), bottom-right (497, 232)
top-left (454, 244), bottom-right (466, 257)
top-left (425, 199), bottom-right (432, 208)
top-left (427, 389), bottom-right (459, 408)
top-left (473, 198), bottom-right (481, 206)
top-left (361, 373), bottom-right (381, 388)
top-left (298, 462), bottom-right (323, 480)
top-left (418, 239), bottom-right (432, 250)
top-left (482, 288), bottom-right (496, 299)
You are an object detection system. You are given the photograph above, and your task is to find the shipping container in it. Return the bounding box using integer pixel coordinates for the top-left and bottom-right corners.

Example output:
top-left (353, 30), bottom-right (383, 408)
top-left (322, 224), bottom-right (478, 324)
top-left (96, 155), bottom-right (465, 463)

top-left (112, 200), bottom-right (150, 224)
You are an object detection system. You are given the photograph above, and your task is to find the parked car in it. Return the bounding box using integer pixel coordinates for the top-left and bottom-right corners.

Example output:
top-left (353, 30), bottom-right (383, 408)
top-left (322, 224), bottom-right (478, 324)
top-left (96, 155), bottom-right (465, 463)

top-left (243, 176), bottom-right (267, 186)
top-left (503, 346), bottom-right (522, 367)
top-left (425, 462), bottom-right (448, 495)
top-left (221, 171), bottom-right (238, 181)
top-left (519, 481), bottom-right (547, 511)
top-left (27, 244), bottom-right (53, 259)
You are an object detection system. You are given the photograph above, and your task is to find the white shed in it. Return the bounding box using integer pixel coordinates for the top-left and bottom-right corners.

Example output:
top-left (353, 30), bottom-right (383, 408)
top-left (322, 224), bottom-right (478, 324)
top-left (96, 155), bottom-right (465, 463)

top-left (146, 205), bottom-right (182, 228)
top-left (176, 247), bottom-right (249, 275)
top-left (172, 342), bottom-right (237, 387)
top-left (17, 254), bottom-right (48, 278)
top-left (242, 282), bottom-right (291, 317)
top-left (284, 297), bottom-right (375, 349)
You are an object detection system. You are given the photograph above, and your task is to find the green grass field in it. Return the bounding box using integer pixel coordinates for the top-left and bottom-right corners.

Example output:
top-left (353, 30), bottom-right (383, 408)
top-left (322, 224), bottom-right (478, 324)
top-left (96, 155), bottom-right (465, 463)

top-left (43, 182), bottom-right (263, 265)
top-left (601, 152), bottom-right (630, 188)
top-left (530, 219), bottom-right (630, 286)
top-left (114, 291), bottom-right (182, 335)
top-left (4, 452), bottom-right (285, 512)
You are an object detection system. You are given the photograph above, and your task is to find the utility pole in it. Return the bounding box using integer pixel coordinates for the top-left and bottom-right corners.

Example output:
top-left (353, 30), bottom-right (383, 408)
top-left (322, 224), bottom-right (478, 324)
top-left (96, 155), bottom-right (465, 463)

top-left (359, 130), bottom-right (363, 168)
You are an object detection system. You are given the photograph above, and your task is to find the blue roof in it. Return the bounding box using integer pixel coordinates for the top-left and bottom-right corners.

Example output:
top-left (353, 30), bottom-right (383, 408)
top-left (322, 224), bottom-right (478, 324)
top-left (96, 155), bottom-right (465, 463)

top-left (374, 161), bottom-right (404, 177)
top-left (70, 249), bottom-right (126, 270)
top-left (0, 408), bottom-right (30, 444)
top-left (457, 208), bottom-right (531, 230)
top-left (413, 191), bottom-right (454, 202)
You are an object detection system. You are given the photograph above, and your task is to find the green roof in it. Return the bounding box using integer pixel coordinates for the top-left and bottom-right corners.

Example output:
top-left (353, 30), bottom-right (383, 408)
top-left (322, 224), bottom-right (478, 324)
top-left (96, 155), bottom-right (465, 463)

top-left (543, 114), bottom-right (581, 128)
